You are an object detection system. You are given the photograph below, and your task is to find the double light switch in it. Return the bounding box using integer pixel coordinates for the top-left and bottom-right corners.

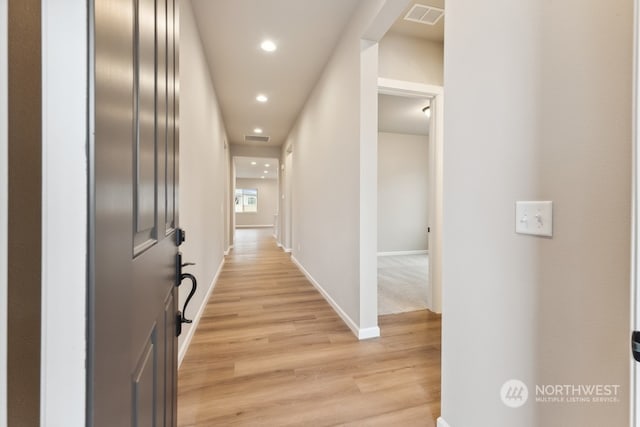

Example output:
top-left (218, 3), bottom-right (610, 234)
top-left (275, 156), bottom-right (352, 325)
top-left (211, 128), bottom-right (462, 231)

top-left (515, 201), bottom-right (553, 237)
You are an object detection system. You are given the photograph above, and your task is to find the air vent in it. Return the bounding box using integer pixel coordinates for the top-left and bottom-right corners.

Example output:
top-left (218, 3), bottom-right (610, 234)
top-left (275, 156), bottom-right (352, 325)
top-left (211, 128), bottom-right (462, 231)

top-left (244, 135), bottom-right (270, 143)
top-left (404, 4), bottom-right (444, 26)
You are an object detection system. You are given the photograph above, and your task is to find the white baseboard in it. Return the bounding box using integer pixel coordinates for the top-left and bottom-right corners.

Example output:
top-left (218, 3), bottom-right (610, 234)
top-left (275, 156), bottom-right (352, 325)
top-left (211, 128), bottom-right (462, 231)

top-left (291, 256), bottom-right (380, 340)
top-left (377, 250), bottom-right (428, 257)
top-left (224, 245), bottom-right (233, 256)
top-left (283, 247), bottom-right (292, 253)
top-left (235, 224), bottom-right (273, 229)
top-left (358, 326), bottom-right (381, 340)
top-left (178, 257), bottom-right (225, 368)
top-left (437, 417), bottom-right (451, 427)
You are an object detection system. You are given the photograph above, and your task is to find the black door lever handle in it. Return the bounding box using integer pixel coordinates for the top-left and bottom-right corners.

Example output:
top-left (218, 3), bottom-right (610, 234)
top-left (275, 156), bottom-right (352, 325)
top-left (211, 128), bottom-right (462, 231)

top-left (174, 251), bottom-right (198, 333)
top-left (178, 273), bottom-right (197, 324)
top-left (175, 252), bottom-right (196, 284)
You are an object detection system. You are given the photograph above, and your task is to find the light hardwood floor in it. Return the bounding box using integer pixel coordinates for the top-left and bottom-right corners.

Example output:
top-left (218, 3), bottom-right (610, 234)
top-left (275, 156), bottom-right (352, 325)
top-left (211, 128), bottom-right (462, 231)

top-left (378, 254), bottom-right (430, 315)
top-left (178, 228), bottom-right (441, 426)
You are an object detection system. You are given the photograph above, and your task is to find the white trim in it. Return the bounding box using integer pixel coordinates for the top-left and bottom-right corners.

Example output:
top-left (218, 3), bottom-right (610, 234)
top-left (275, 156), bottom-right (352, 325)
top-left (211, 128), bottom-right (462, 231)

top-left (41, 0), bottom-right (87, 425)
top-left (283, 248), bottom-right (292, 253)
top-left (377, 250), bottom-right (428, 257)
top-left (291, 256), bottom-right (380, 340)
top-left (359, 39), bottom-right (379, 334)
top-left (378, 77), bottom-right (444, 97)
top-left (178, 257), bottom-right (225, 367)
top-left (235, 224), bottom-right (273, 229)
top-left (224, 245), bottom-right (233, 256)
top-left (358, 327), bottom-right (381, 340)
top-left (437, 417), bottom-right (451, 427)
top-left (0, 0), bottom-right (7, 424)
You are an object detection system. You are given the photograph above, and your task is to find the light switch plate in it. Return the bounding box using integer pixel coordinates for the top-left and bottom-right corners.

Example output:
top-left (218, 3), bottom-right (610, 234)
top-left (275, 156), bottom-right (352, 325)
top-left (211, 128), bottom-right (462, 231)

top-left (515, 201), bottom-right (553, 237)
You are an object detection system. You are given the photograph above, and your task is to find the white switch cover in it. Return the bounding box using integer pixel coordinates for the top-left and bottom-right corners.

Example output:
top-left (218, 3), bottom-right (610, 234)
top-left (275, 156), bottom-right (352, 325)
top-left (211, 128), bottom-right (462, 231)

top-left (515, 201), bottom-right (553, 237)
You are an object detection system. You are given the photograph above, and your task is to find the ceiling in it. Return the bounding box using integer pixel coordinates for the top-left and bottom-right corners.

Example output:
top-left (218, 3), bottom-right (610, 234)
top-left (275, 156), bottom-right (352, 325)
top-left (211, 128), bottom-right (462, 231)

top-left (235, 157), bottom-right (279, 180)
top-left (190, 0), bottom-right (361, 147)
top-left (378, 94), bottom-right (431, 136)
top-left (388, 0), bottom-right (445, 42)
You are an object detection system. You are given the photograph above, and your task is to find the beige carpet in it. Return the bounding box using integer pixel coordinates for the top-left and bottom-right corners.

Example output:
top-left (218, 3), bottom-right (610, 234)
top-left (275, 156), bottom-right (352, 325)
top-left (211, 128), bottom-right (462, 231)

top-left (378, 254), bottom-right (429, 315)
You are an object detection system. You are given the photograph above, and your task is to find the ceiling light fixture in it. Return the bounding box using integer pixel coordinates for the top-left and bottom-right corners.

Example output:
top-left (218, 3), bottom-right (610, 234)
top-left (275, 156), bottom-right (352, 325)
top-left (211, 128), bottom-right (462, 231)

top-left (256, 94), bottom-right (268, 103)
top-left (265, 164), bottom-right (270, 167)
top-left (251, 161), bottom-right (257, 166)
top-left (261, 176), bottom-right (265, 179)
top-left (261, 40), bottom-right (277, 52)
top-left (422, 106), bottom-right (431, 118)
top-left (264, 171), bottom-right (269, 174)
top-left (254, 128), bottom-right (263, 134)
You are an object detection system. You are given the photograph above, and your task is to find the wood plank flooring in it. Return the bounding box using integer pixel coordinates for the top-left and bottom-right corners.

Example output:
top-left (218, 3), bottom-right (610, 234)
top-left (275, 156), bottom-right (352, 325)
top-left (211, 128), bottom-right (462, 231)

top-left (378, 254), bottom-right (430, 315)
top-left (178, 228), bottom-right (441, 426)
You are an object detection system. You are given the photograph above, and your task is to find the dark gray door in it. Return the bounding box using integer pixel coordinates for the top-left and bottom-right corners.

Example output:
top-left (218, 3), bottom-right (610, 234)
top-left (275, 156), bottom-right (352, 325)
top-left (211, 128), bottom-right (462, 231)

top-left (89, 0), bottom-right (179, 425)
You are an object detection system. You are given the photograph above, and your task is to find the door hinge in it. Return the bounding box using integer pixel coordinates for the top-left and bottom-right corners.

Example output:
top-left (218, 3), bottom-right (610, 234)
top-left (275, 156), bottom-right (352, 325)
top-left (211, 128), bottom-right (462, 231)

top-left (176, 311), bottom-right (183, 337)
top-left (632, 331), bottom-right (640, 362)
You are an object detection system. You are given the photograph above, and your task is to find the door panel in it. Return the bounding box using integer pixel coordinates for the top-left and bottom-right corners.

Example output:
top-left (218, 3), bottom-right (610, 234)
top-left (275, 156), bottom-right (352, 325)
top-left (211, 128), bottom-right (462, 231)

top-left (165, 0), bottom-right (175, 234)
top-left (157, 0), bottom-right (167, 237)
top-left (90, 0), bottom-right (179, 425)
top-left (134, 0), bottom-right (158, 251)
top-left (133, 332), bottom-right (156, 427)
top-left (163, 292), bottom-right (176, 426)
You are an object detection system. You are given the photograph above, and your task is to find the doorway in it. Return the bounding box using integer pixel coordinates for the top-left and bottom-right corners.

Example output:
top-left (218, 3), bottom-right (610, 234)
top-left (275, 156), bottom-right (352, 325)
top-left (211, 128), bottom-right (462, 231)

top-left (377, 92), bottom-right (431, 315)
top-left (233, 156), bottom-right (280, 246)
top-left (377, 78), bottom-right (444, 315)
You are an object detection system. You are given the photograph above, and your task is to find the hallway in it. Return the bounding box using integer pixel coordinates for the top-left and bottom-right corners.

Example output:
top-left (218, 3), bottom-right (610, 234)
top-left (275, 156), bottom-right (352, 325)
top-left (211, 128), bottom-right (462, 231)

top-left (178, 228), bottom-right (441, 426)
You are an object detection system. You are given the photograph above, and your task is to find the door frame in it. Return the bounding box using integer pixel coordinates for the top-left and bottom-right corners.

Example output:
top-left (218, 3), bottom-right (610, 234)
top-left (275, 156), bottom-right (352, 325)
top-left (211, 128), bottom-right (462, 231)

top-left (40, 0), bottom-right (88, 425)
top-left (0, 0), bottom-right (7, 423)
top-left (376, 77), bottom-right (444, 314)
top-left (632, 1), bottom-right (640, 426)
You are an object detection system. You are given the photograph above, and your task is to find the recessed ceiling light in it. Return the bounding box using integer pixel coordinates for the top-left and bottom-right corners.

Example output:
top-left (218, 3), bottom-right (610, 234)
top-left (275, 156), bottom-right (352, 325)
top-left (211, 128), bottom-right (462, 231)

top-left (254, 128), bottom-right (263, 134)
top-left (256, 94), bottom-right (268, 103)
top-left (261, 176), bottom-right (265, 179)
top-left (264, 171), bottom-right (269, 174)
top-left (261, 40), bottom-right (277, 52)
top-left (251, 161), bottom-right (257, 166)
top-left (264, 164), bottom-right (270, 167)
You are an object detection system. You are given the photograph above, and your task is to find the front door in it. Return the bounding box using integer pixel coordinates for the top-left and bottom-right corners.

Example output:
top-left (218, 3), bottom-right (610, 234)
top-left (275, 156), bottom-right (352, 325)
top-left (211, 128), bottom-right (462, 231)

top-left (89, 0), bottom-right (180, 425)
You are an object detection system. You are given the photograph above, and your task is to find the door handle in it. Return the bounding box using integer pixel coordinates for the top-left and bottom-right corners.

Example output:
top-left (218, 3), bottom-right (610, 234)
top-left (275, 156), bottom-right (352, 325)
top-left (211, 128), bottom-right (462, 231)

top-left (175, 252), bottom-right (196, 285)
top-left (175, 251), bottom-right (198, 336)
top-left (178, 273), bottom-right (197, 324)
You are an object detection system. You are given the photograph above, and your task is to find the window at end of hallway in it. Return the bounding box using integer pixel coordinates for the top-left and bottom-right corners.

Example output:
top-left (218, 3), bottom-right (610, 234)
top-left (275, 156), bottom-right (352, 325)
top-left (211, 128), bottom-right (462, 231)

top-left (235, 189), bottom-right (258, 213)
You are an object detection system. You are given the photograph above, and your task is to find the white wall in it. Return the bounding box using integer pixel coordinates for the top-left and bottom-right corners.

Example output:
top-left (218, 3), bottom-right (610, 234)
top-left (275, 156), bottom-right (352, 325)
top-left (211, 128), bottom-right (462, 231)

top-left (282, 0), bottom-right (411, 338)
top-left (235, 178), bottom-right (278, 227)
top-left (378, 31), bottom-right (443, 86)
top-left (40, 1), bottom-right (87, 425)
top-left (0, 0), bottom-right (6, 424)
top-left (284, 3), bottom-right (373, 335)
top-left (377, 131), bottom-right (428, 253)
top-left (279, 149), bottom-right (293, 250)
top-left (441, 1), bottom-right (632, 426)
top-left (178, 0), bottom-right (229, 360)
